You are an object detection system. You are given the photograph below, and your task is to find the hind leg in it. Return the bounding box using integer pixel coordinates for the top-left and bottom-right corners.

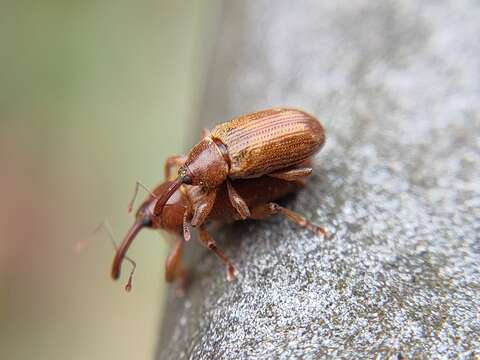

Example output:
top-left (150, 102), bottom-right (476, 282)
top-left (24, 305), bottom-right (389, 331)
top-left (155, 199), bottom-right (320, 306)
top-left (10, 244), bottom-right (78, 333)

top-left (267, 167), bottom-right (312, 183)
top-left (250, 202), bottom-right (327, 237)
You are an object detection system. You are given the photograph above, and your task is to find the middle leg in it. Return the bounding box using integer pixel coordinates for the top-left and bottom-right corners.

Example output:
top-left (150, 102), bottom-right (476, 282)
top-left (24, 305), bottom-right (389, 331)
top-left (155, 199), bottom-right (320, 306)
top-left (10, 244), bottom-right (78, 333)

top-left (197, 225), bottom-right (237, 281)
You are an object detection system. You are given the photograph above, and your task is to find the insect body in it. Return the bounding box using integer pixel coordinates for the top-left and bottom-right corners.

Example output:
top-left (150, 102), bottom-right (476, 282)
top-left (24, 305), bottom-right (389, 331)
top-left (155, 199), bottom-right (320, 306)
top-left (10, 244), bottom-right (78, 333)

top-left (111, 170), bottom-right (326, 285)
top-left (157, 108), bottom-right (325, 230)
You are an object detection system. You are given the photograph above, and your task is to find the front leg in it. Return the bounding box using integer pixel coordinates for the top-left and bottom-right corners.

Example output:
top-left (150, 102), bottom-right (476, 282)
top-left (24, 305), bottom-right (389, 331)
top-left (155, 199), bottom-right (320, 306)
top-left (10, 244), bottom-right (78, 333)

top-left (182, 211), bottom-right (192, 241)
top-left (190, 188), bottom-right (217, 227)
top-left (227, 179), bottom-right (250, 219)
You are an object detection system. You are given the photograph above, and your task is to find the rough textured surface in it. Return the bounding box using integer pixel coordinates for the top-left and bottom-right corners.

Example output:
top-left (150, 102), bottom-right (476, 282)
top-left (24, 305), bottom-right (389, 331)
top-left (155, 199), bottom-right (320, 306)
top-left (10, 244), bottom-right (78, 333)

top-left (157, 1), bottom-right (480, 358)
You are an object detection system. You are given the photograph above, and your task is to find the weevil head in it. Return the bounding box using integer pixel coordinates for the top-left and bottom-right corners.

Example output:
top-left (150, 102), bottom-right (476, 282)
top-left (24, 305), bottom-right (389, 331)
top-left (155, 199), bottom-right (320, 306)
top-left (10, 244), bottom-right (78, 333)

top-left (178, 138), bottom-right (229, 189)
top-left (111, 181), bottom-right (186, 280)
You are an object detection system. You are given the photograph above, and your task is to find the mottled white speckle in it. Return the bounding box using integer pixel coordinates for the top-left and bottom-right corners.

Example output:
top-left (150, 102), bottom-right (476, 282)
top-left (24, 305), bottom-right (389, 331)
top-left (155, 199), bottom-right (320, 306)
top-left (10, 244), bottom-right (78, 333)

top-left (158, 1), bottom-right (480, 359)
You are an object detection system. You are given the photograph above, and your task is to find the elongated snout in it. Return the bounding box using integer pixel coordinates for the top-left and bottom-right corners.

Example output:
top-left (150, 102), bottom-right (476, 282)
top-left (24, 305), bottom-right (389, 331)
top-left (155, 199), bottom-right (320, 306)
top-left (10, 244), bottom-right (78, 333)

top-left (111, 221), bottom-right (144, 280)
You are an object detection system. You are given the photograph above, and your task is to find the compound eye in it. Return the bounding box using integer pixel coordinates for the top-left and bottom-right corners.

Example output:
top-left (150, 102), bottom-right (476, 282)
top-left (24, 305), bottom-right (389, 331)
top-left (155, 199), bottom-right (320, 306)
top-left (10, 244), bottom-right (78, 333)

top-left (178, 166), bottom-right (192, 184)
top-left (181, 174), bottom-right (192, 184)
top-left (142, 215), bottom-right (152, 227)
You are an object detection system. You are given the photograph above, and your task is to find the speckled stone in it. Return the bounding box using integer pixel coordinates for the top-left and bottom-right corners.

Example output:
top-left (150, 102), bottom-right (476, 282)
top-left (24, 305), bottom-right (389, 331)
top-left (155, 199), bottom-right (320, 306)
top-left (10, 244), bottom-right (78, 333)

top-left (157, 1), bottom-right (480, 358)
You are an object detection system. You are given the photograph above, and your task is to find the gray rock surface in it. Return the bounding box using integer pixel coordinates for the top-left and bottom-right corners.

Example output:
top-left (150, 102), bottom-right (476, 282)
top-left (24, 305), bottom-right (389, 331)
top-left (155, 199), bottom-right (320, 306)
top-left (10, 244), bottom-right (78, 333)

top-left (157, 1), bottom-right (480, 358)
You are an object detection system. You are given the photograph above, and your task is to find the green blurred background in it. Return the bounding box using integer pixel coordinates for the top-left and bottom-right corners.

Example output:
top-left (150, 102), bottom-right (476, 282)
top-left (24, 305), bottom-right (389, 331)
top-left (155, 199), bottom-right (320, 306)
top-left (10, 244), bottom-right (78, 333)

top-left (0, 1), bottom-right (220, 359)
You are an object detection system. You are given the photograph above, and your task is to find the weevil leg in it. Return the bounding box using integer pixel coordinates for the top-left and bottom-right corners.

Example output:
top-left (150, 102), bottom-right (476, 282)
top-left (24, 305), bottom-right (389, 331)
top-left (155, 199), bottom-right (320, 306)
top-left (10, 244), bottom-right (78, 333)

top-left (250, 202), bottom-right (327, 237)
top-left (226, 180), bottom-right (251, 220)
top-left (164, 155), bottom-right (187, 181)
top-left (182, 211), bottom-right (192, 241)
top-left (197, 225), bottom-right (237, 281)
top-left (165, 238), bottom-right (187, 293)
top-left (200, 128), bottom-right (211, 139)
top-left (190, 189), bottom-right (217, 227)
top-left (267, 167), bottom-right (312, 182)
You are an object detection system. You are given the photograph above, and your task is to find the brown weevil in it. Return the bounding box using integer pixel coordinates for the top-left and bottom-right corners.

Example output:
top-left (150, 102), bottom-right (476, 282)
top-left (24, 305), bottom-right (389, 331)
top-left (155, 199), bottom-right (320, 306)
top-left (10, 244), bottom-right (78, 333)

top-left (110, 107), bottom-right (327, 288)
top-left (112, 166), bottom-right (326, 288)
top-left (153, 108), bottom-right (325, 229)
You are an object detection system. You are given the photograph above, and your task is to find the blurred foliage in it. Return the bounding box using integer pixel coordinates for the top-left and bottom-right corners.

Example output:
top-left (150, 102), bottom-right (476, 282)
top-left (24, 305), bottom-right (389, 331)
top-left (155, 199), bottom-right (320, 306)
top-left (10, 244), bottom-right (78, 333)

top-left (0, 1), bottom-right (220, 359)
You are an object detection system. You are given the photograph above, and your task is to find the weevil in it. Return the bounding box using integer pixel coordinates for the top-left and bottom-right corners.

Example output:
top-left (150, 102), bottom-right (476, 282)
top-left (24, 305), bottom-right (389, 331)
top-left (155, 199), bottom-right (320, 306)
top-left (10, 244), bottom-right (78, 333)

top-left (111, 163), bottom-right (327, 287)
top-left (154, 108), bottom-right (325, 230)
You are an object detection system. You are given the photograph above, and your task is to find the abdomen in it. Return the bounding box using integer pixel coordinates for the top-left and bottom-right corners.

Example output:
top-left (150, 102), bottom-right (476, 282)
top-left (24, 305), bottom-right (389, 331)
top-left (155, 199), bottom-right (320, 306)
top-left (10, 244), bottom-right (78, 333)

top-left (211, 108), bottom-right (325, 178)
